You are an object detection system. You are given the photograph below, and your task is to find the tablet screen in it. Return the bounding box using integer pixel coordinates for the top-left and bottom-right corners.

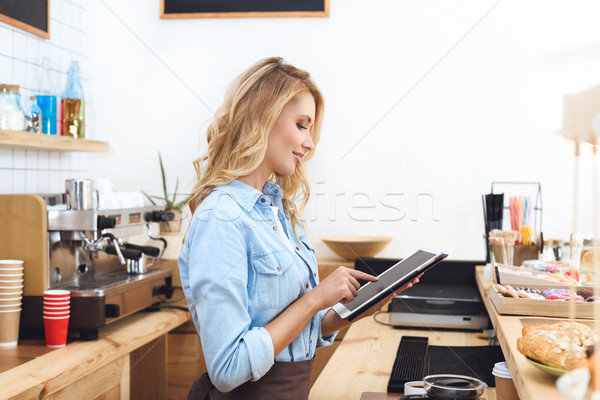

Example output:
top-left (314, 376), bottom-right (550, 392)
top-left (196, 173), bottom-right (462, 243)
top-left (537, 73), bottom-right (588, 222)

top-left (344, 249), bottom-right (439, 312)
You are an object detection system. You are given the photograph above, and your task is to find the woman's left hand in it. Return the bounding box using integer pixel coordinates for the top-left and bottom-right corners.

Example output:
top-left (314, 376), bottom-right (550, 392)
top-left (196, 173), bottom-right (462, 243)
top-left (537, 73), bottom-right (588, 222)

top-left (353, 274), bottom-right (422, 321)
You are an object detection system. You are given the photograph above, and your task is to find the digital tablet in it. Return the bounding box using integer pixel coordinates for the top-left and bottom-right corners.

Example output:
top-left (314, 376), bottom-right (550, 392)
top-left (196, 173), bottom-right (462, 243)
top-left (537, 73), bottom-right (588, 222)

top-left (331, 249), bottom-right (448, 321)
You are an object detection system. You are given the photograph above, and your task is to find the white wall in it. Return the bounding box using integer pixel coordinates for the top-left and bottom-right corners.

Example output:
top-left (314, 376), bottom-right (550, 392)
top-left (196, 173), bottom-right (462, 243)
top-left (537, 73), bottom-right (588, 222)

top-left (5, 0), bottom-right (600, 261)
top-left (0, 0), bottom-right (91, 193)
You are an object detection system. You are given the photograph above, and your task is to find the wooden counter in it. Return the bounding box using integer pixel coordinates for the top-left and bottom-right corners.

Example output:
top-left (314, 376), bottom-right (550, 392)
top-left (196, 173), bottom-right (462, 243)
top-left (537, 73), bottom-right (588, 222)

top-left (0, 308), bottom-right (189, 399)
top-left (474, 265), bottom-right (571, 400)
top-left (309, 314), bottom-right (497, 399)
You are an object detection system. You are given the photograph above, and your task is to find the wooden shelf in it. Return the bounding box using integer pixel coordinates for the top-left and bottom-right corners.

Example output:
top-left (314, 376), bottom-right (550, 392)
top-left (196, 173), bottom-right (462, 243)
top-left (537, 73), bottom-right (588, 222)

top-left (0, 130), bottom-right (109, 152)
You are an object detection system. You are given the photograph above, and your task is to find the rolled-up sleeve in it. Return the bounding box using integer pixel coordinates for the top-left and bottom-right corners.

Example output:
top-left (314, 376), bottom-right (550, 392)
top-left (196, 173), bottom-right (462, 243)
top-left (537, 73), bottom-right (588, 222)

top-left (185, 210), bottom-right (275, 392)
top-left (316, 309), bottom-right (338, 348)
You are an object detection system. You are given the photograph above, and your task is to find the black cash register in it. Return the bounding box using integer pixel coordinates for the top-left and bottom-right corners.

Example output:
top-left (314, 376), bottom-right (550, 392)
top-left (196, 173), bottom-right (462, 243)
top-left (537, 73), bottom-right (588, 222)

top-left (354, 258), bottom-right (490, 330)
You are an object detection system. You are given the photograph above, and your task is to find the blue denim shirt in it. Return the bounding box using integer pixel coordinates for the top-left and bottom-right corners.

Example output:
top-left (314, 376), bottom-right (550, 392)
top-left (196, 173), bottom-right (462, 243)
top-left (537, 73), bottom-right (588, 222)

top-left (178, 180), bottom-right (337, 392)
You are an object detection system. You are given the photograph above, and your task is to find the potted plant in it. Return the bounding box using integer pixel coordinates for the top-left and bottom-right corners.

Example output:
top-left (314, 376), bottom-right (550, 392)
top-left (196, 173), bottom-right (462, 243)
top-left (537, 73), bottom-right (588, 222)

top-left (143, 152), bottom-right (188, 233)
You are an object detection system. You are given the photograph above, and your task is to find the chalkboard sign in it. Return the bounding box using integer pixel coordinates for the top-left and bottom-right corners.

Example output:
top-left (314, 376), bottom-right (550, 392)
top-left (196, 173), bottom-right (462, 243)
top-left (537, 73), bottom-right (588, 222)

top-left (0, 0), bottom-right (49, 39)
top-left (160, 0), bottom-right (329, 19)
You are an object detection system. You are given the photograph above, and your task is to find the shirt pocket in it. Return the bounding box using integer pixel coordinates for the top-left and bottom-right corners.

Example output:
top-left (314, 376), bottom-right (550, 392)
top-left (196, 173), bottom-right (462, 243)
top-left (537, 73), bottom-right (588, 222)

top-left (298, 235), bottom-right (315, 255)
top-left (252, 250), bottom-right (299, 309)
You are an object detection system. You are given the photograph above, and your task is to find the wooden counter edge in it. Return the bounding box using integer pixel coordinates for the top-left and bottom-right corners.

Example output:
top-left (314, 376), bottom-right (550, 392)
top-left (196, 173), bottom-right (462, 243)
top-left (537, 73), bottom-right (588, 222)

top-left (475, 266), bottom-right (563, 400)
top-left (0, 309), bottom-right (189, 399)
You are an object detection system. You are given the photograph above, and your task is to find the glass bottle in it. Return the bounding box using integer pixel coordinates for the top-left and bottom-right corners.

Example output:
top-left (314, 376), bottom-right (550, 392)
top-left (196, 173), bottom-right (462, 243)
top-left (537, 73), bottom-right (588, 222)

top-left (580, 238), bottom-right (600, 284)
top-left (0, 84), bottom-right (26, 131)
top-left (37, 57), bottom-right (58, 135)
top-left (61, 61), bottom-right (85, 138)
top-left (26, 96), bottom-right (43, 133)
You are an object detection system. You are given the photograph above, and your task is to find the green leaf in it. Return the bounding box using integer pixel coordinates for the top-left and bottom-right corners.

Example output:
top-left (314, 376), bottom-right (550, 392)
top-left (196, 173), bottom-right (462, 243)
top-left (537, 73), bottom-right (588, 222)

top-left (142, 190), bottom-right (157, 206)
top-left (172, 177), bottom-right (179, 205)
top-left (172, 198), bottom-right (188, 210)
top-left (158, 152), bottom-right (168, 202)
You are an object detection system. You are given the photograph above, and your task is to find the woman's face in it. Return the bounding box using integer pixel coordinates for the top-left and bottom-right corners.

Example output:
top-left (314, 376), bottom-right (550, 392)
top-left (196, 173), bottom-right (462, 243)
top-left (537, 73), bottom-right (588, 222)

top-left (265, 90), bottom-right (316, 177)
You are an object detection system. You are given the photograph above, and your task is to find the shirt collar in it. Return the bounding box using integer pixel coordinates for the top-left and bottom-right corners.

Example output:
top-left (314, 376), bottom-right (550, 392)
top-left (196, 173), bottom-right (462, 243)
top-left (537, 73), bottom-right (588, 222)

top-left (216, 180), bottom-right (284, 211)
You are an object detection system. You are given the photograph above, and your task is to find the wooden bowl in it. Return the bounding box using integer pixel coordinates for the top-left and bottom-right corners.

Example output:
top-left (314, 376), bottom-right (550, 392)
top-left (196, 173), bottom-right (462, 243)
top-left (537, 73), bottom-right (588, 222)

top-left (321, 236), bottom-right (392, 260)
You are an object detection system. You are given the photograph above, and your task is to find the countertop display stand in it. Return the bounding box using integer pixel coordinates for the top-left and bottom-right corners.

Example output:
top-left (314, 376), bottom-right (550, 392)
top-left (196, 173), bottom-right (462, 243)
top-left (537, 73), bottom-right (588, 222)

top-left (483, 181), bottom-right (543, 263)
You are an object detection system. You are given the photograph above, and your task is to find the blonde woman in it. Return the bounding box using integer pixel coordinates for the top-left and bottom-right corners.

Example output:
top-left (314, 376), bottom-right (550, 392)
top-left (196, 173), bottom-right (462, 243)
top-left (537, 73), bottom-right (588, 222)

top-left (179, 57), bottom-right (418, 399)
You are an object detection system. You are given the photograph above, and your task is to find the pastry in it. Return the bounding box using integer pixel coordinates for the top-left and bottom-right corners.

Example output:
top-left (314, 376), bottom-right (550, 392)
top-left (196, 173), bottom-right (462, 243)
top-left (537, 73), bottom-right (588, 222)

top-left (516, 289), bottom-right (544, 300)
top-left (504, 285), bottom-right (520, 298)
top-left (541, 288), bottom-right (570, 298)
top-left (577, 287), bottom-right (594, 300)
top-left (517, 321), bottom-right (597, 370)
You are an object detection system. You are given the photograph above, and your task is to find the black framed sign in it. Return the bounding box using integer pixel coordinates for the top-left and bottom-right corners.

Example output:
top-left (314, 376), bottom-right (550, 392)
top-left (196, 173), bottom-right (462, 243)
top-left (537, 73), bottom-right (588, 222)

top-left (0, 0), bottom-right (50, 39)
top-left (160, 0), bottom-right (329, 19)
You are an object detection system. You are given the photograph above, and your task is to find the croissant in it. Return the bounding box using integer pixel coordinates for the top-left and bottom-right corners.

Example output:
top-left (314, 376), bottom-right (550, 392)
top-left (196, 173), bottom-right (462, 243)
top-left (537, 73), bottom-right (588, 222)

top-left (517, 321), bottom-right (597, 370)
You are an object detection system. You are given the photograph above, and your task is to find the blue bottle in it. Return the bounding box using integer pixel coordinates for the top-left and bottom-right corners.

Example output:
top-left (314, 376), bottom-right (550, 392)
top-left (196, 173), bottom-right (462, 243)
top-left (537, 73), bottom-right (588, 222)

top-left (36, 58), bottom-right (57, 135)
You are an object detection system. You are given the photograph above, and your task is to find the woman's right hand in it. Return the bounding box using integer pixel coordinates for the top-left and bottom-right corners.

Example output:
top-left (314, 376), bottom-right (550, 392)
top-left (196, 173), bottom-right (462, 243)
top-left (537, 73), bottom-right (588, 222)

top-left (309, 266), bottom-right (379, 310)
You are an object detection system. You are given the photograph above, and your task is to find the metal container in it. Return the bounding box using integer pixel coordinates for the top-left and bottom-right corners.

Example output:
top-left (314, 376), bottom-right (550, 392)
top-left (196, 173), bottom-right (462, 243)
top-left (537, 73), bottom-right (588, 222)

top-left (65, 179), bottom-right (97, 210)
top-left (127, 257), bottom-right (148, 274)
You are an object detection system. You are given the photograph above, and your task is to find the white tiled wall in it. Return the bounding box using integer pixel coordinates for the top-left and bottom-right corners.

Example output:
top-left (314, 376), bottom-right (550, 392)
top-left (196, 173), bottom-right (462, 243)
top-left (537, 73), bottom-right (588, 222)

top-left (0, 148), bottom-right (88, 194)
top-left (0, 0), bottom-right (90, 195)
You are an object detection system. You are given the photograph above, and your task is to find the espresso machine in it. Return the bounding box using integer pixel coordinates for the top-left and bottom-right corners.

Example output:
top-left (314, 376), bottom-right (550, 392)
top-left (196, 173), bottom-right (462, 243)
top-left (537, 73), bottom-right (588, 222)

top-left (0, 181), bottom-right (178, 340)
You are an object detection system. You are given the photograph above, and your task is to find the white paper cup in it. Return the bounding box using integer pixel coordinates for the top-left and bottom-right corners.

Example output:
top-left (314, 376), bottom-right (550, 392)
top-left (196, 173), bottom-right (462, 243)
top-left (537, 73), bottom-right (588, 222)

top-left (0, 260), bottom-right (24, 267)
top-left (404, 381), bottom-right (427, 395)
top-left (0, 273), bottom-right (24, 279)
top-left (0, 308), bottom-right (21, 347)
top-left (0, 291), bottom-right (22, 296)
top-left (492, 362), bottom-right (518, 400)
top-left (0, 297), bottom-right (22, 302)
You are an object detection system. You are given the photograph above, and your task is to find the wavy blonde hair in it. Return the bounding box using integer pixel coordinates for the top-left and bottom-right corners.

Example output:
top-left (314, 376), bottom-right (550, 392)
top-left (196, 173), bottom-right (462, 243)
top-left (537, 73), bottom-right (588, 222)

top-left (188, 57), bottom-right (324, 236)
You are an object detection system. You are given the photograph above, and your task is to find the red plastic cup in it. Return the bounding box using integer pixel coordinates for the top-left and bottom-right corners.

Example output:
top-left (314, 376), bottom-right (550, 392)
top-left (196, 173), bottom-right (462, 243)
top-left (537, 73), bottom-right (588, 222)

top-left (43, 305), bottom-right (69, 311)
top-left (44, 315), bottom-right (69, 347)
top-left (44, 310), bottom-right (70, 317)
top-left (43, 290), bottom-right (70, 299)
top-left (44, 299), bottom-right (70, 305)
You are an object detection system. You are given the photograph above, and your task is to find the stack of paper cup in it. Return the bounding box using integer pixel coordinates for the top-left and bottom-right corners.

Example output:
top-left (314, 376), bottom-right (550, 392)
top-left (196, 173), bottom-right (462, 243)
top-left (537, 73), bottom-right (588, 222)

top-left (0, 260), bottom-right (24, 347)
top-left (43, 290), bottom-right (70, 348)
top-left (492, 361), bottom-right (519, 400)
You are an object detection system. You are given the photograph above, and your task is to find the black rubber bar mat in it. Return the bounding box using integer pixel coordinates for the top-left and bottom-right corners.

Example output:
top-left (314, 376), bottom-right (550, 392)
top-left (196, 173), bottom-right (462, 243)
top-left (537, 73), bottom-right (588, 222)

top-left (388, 336), bottom-right (505, 393)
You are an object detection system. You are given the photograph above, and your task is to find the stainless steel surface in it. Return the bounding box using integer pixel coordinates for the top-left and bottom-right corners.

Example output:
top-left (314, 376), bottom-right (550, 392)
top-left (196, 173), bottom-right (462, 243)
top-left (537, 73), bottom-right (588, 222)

top-left (57, 268), bottom-right (171, 297)
top-left (48, 205), bottom-right (163, 233)
top-left (126, 257), bottom-right (148, 274)
top-left (388, 312), bottom-right (489, 330)
top-left (65, 179), bottom-right (96, 210)
top-left (20, 192), bottom-right (175, 337)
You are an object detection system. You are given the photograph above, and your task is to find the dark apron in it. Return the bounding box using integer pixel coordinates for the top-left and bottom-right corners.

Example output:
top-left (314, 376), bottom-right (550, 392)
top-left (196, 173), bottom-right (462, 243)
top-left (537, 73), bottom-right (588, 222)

top-left (187, 359), bottom-right (315, 400)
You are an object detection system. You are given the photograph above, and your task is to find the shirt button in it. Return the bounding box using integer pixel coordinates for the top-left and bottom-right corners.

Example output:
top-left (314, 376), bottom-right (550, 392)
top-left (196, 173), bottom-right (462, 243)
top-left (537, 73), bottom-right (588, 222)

top-left (260, 198), bottom-right (265, 203)
top-left (273, 226), bottom-right (277, 231)
top-left (296, 246), bottom-right (300, 251)
top-left (277, 267), bottom-right (280, 271)
top-left (305, 283), bottom-right (309, 289)
top-left (313, 273), bottom-right (317, 277)
top-left (306, 352), bottom-right (309, 357)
